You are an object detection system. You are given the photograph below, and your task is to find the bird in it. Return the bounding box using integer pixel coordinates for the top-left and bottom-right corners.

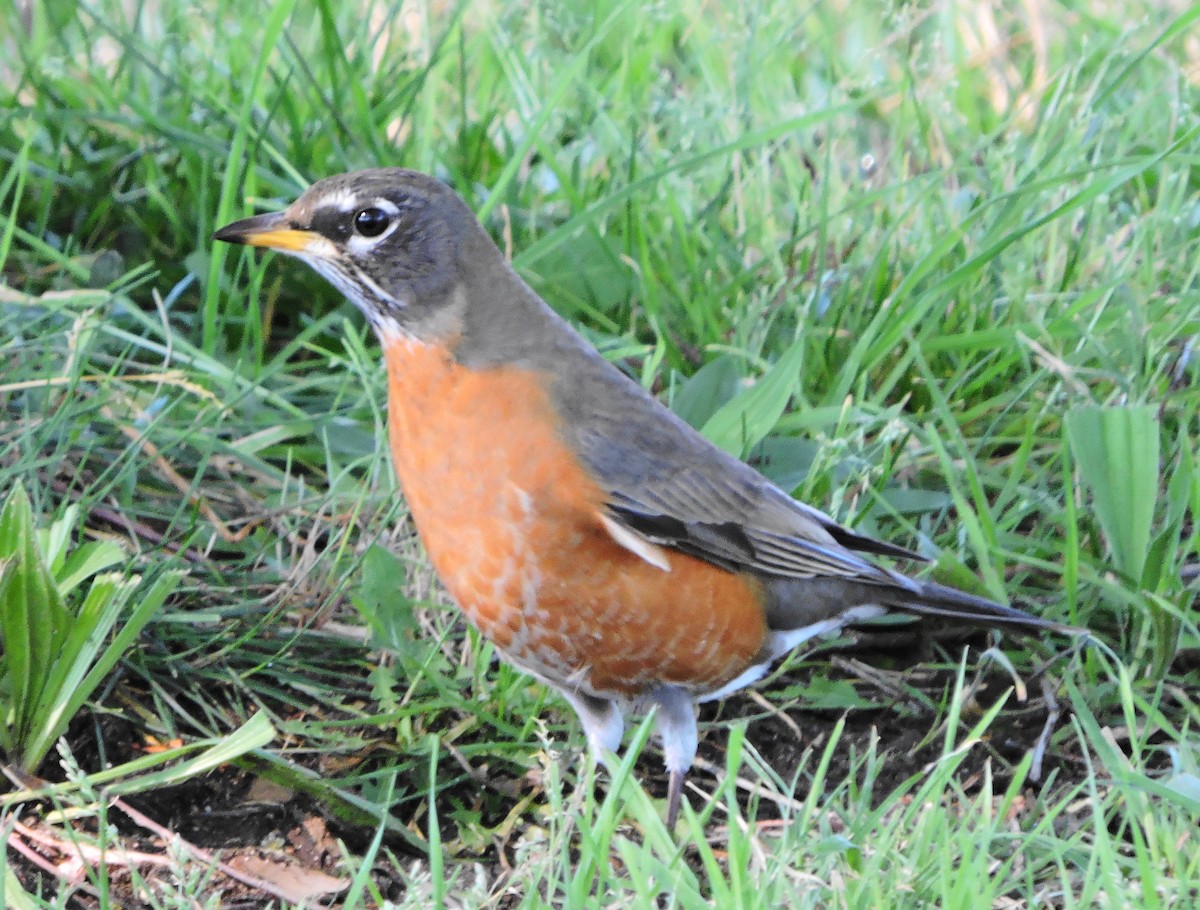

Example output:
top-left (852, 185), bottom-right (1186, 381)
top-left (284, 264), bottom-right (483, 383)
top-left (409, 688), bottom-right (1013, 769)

top-left (214, 168), bottom-right (1077, 828)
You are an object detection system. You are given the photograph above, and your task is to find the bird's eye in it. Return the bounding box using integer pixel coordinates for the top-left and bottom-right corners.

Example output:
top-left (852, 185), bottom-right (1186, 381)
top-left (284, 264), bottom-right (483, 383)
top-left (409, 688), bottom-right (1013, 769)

top-left (353, 207), bottom-right (391, 237)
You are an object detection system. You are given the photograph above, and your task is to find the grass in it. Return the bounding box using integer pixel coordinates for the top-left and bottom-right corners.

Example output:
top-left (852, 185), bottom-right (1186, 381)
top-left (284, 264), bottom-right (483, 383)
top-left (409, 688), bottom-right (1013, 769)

top-left (2, 0), bottom-right (1199, 905)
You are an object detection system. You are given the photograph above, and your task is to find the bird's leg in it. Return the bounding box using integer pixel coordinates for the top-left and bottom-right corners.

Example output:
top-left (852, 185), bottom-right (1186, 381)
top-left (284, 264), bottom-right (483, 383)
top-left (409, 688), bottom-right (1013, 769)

top-left (650, 685), bottom-right (698, 829)
top-left (555, 689), bottom-right (623, 820)
top-left (666, 768), bottom-right (685, 829)
top-left (557, 689), bottom-right (624, 762)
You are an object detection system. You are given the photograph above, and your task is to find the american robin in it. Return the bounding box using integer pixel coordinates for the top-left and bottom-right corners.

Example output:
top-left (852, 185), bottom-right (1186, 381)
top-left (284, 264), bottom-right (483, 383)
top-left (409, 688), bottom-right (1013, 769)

top-left (214, 169), bottom-right (1076, 827)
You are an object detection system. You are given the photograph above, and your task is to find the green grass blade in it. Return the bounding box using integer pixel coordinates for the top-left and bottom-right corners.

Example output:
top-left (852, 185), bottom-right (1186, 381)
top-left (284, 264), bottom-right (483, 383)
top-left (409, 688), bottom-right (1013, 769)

top-left (23, 574), bottom-right (128, 768)
top-left (1065, 404), bottom-right (1159, 586)
top-left (0, 483), bottom-right (73, 758)
top-left (0, 560), bottom-right (17, 757)
top-left (52, 539), bottom-right (125, 597)
top-left (0, 863), bottom-right (38, 910)
top-left (34, 503), bottom-right (78, 577)
top-left (477, 0), bottom-right (635, 224)
top-left (0, 125), bottom-right (31, 273)
top-left (204, 0), bottom-right (301, 354)
top-left (54, 571), bottom-right (182, 732)
top-left (106, 712), bottom-right (276, 796)
top-left (702, 335), bottom-right (806, 457)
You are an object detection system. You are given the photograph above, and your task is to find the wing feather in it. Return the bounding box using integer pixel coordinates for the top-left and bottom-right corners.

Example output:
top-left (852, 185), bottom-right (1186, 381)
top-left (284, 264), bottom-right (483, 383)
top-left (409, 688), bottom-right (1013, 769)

top-left (559, 373), bottom-right (916, 583)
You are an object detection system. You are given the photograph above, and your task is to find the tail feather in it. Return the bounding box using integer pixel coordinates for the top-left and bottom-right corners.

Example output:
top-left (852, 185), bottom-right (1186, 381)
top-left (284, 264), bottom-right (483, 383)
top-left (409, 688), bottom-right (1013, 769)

top-left (901, 580), bottom-right (1083, 636)
top-left (763, 575), bottom-right (1084, 638)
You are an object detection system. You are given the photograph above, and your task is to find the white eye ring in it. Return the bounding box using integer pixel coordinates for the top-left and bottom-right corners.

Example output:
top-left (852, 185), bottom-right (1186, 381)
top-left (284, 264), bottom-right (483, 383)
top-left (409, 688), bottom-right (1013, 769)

top-left (345, 198), bottom-right (400, 254)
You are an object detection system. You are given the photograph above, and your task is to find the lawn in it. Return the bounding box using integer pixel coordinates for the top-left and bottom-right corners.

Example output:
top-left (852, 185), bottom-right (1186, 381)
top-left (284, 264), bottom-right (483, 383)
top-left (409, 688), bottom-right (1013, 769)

top-left (1, 0), bottom-right (1198, 906)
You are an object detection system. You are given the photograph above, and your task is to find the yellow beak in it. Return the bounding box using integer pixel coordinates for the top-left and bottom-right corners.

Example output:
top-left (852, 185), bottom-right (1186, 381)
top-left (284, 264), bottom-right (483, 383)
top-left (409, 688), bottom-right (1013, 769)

top-left (213, 211), bottom-right (321, 253)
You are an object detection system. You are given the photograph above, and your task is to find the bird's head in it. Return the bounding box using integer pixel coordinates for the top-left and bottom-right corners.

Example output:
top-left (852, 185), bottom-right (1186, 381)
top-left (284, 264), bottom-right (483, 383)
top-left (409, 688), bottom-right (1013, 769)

top-left (214, 168), bottom-right (472, 338)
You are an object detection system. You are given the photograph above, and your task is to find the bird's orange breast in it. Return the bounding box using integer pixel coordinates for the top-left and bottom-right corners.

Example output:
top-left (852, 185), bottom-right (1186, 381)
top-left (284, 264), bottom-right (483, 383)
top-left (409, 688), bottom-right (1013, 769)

top-left (381, 330), bottom-right (769, 698)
